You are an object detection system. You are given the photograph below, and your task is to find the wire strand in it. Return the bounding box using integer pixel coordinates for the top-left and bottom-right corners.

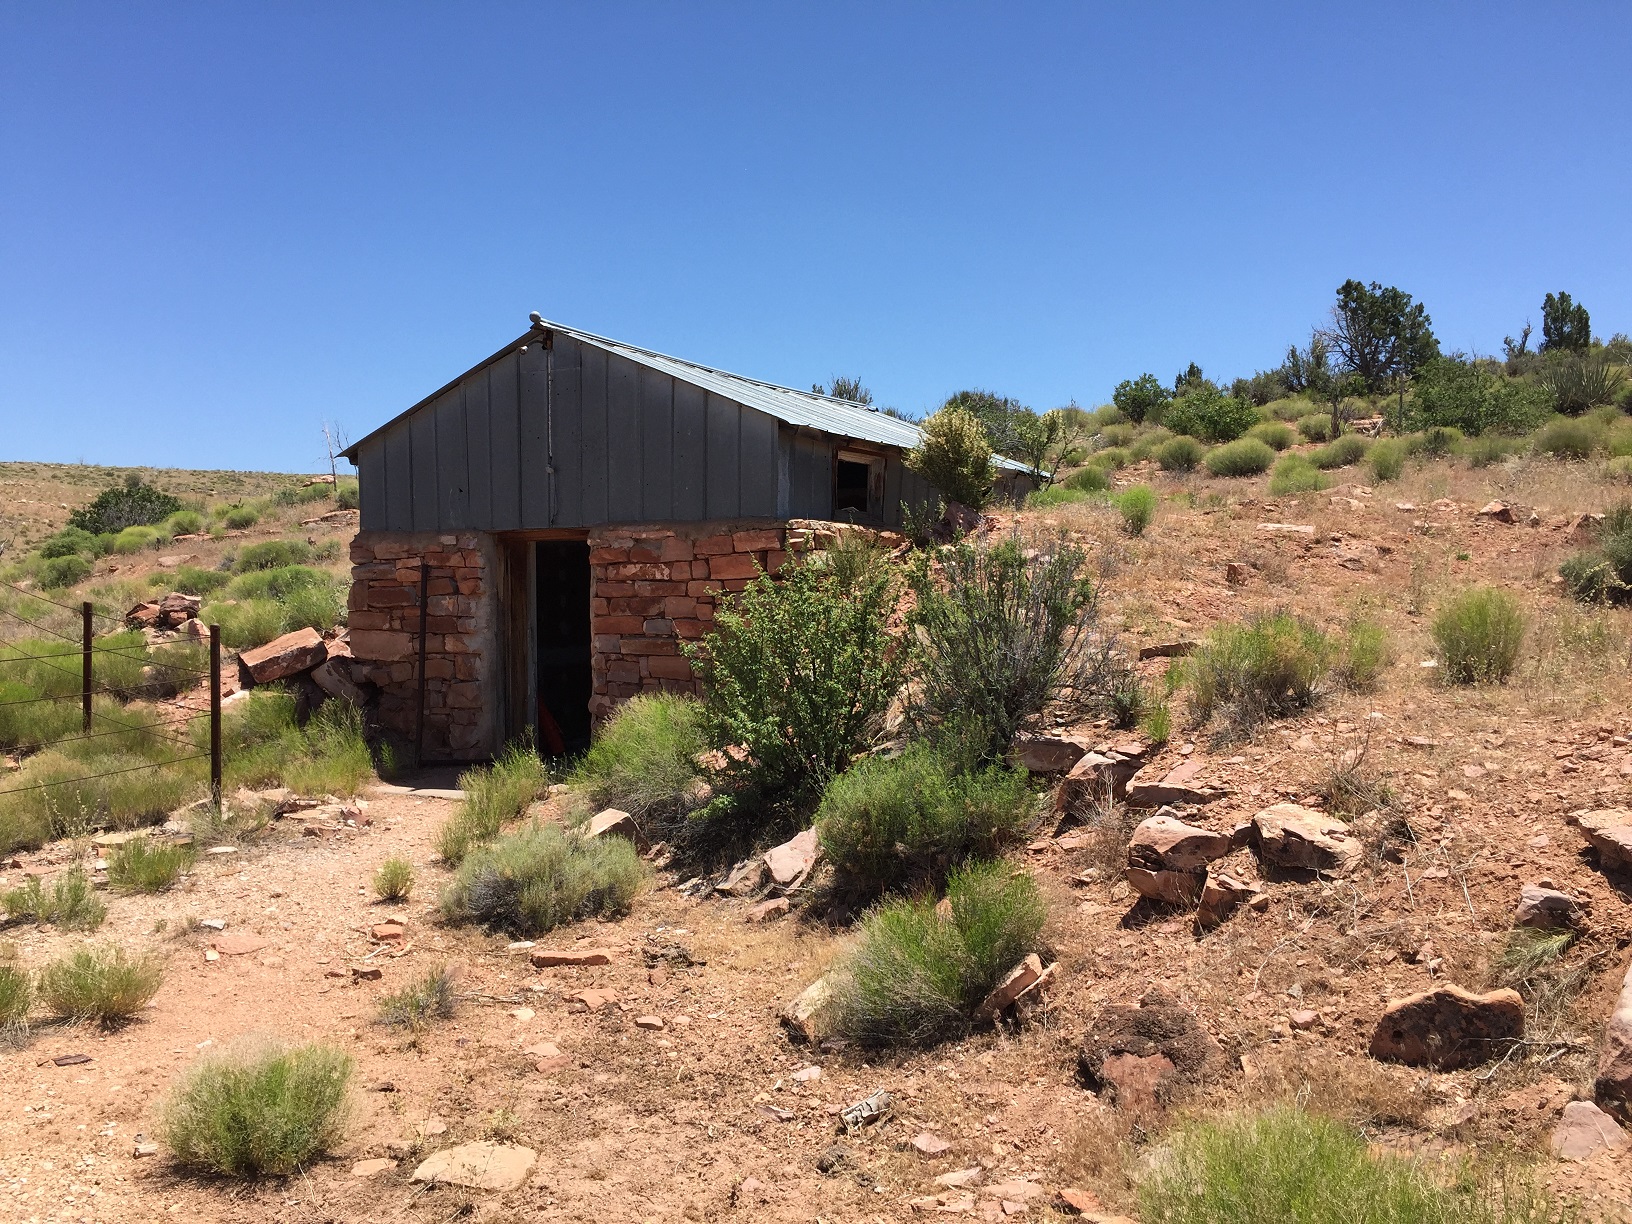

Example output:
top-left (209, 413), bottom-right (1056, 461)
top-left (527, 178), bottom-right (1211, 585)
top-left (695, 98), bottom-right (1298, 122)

top-left (0, 581), bottom-right (123, 626)
top-left (0, 754), bottom-right (211, 798)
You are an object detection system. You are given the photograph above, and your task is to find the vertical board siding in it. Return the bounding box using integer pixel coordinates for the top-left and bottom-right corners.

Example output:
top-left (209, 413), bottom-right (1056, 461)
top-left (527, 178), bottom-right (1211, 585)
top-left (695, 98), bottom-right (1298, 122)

top-left (738, 411), bottom-right (779, 515)
top-left (704, 392), bottom-right (739, 519)
top-left (605, 353), bottom-right (642, 520)
top-left (487, 354), bottom-right (522, 530)
top-left (436, 382), bottom-right (471, 528)
top-left (518, 342), bottom-right (552, 527)
top-left (358, 442), bottom-right (387, 530)
top-left (578, 343), bottom-right (610, 526)
top-left (463, 369), bottom-right (492, 528)
top-left (409, 410), bottom-right (439, 532)
top-left (382, 422), bottom-right (413, 530)
top-left (550, 335), bottom-right (584, 528)
top-left (638, 366), bottom-right (674, 519)
top-left (671, 381), bottom-right (708, 521)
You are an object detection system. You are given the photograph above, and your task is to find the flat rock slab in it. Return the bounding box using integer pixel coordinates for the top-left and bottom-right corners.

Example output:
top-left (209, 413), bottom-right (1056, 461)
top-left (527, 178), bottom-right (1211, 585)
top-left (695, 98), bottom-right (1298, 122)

top-left (1595, 959), bottom-right (1632, 1105)
top-left (1515, 884), bottom-right (1577, 929)
top-left (239, 627), bottom-right (327, 685)
top-left (764, 828), bottom-right (820, 886)
top-left (529, 948), bottom-right (612, 967)
top-left (351, 1158), bottom-right (398, 1178)
top-left (1573, 809), bottom-right (1632, 870)
top-left (411, 1141), bottom-right (537, 1191)
top-left (1125, 867), bottom-right (1205, 906)
top-left (1551, 1101), bottom-right (1629, 1161)
top-left (1252, 804), bottom-right (1361, 875)
top-left (746, 897), bottom-right (790, 923)
top-left (1196, 870), bottom-right (1255, 928)
top-left (1124, 782), bottom-right (1225, 809)
top-left (210, 934), bottom-right (270, 956)
top-left (1127, 814), bottom-right (1231, 873)
top-left (1011, 732), bottom-right (1089, 774)
top-left (585, 808), bottom-right (635, 839)
top-left (1369, 984), bottom-right (1524, 1070)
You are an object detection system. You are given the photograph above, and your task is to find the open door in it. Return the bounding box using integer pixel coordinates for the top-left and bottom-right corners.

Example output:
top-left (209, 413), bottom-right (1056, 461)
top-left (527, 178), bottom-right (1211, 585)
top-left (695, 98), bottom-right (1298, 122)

top-left (535, 540), bottom-right (592, 755)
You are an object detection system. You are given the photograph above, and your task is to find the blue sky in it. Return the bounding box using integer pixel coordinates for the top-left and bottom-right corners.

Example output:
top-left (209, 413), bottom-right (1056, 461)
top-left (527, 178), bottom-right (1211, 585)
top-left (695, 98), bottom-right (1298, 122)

top-left (2, 2), bottom-right (1628, 473)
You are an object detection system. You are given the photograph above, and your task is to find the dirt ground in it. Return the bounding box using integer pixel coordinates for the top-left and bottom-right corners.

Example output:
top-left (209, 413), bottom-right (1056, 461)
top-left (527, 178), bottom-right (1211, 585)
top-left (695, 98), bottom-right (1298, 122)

top-left (3, 452), bottom-right (1632, 1223)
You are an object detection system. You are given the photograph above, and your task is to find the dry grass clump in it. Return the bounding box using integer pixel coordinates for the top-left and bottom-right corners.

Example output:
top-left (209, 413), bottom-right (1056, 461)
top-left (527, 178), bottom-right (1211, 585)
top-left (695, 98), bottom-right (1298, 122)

top-left (567, 692), bottom-right (705, 828)
top-left (162, 1039), bottom-right (353, 1176)
top-left (1432, 587), bottom-right (1526, 684)
top-left (377, 964), bottom-right (456, 1030)
top-left (106, 837), bottom-right (197, 894)
top-left (372, 855), bottom-right (415, 902)
top-left (440, 822), bottom-right (645, 937)
top-left (0, 963), bottom-right (32, 1032)
top-left (37, 945), bottom-right (164, 1025)
top-left (3, 866), bottom-right (108, 931)
top-left (1188, 612), bottom-right (1332, 732)
top-left (437, 740), bottom-right (550, 865)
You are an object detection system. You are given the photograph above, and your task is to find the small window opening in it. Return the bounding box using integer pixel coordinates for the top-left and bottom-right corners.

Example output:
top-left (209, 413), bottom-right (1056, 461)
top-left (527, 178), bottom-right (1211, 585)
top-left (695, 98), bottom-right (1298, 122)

top-left (834, 459), bottom-right (871, 514)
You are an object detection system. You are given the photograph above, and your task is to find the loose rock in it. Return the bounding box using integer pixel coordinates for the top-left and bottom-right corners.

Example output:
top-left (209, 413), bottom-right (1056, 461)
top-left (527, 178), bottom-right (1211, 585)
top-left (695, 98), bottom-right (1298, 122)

top-left (1369, 984), bottom-right (1524, 1070)
top-left (1011, 732), bottom-right (1089, 774)
top-left (584, 808), bottom-right (636, 840)
top-left (1128, 814), bottom-right (1231, 873)
top-left (1252, 804), bottom-right (1362, 875)
top-left (1551, 1101), bottom-right (1628, 1161)
top-left (410, 1141), bottom-right (538, 1191)
top-left (781, 975), bottom-right (834, 1043)
top-left (1571, 809), bottom-right (1632, 871)
top-left (1078, 989), bottom-right (1222, 1111)
top-left (763, 828), bottom-right (821, 887)
top-left (1514, 884), bottom-right (1577, 930)
top-left (529, 948), bottom-right (612, 968)
top-left (239, 627), bottom-right (327, 685)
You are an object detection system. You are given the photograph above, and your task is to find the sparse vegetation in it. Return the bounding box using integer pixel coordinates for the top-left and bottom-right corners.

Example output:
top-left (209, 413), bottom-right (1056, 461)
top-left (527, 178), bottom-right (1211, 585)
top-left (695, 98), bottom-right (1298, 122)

top-left (1558, 502), bottom-right (1632, 605)
top-left (437, 739), bottom-right (550, 864)
top-left (1432, 588), bottom-right (1525, 684)
top-left (1117, 485), bottom-right (1157, 535)
top-left (568, 693), bottom-right (705, 826)
top-left (106, 837), bottom-right (197, 894)
top-left (1367, 437), bottom-right (1408, 482)
top-left (37, 944), bottom-right (163, 1025)
top-left (1156, 435), bottom-right (1206, 471)
top-left (0, 963), bottom-right (32, 1031)
top-left (372, 855), bottom-right (416, 902)
top-left (441, 822), bottom-right (646, 936)
top-left (1246, 421), bottom-right (1296, 450)
top-left (1203, 438), bottom-right (1275, 477)
top-left (377, 964), bottom-right (456, 1029)
top-left (1189, 613), bottom-right (1333, 730)
top-left (1268, 455), bottom-right (1328, 495)
top-left (3, 867), bottom-right (109, 930)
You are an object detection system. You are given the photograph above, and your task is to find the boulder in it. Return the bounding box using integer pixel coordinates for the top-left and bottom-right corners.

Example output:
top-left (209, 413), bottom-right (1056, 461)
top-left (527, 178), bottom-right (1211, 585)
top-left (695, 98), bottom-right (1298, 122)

top-left (715, 858), bottom-right (767, 897)
top-left (763, 827), bottom-right (820, 887)
top-left (781, 975), bottom-right (834, 1043)
top-left (1137, 640), bottom-right (1200, 660)
top-left (1369, 985), bottom-right (1525, 1070)
top-left (1515, 884), bottom-right (1577, 930)
top-left (1551, 1101), bottom-right (1629, 1162)
top-left (157, 592), bottom-right (202, 627)
top-left (1252, 804), bottom-right (1362, 875)
top-left (1012, 732), bottom-right (1089, 774)
top-left (126, 602), bottom-right (161, 628)
top-left (584, 808), bottom-right (636, 840)
top-left (1477, 500), bottom-right (1515, 523)
top-left (1126, 868), bottom-right (1206, 906)
top-left (1196, 870), bottom-right (1256, 928)
top-left (1572, 809), bottom-right (1632, 870)
top-left (1078, 989), bottom-right (1222, 1111)
top-left (239, 627), bottom-right (327, 684)
top-left (1594, 959), bottom-right (1632, 1108)
top-left (1055, 743), bottom-right (1150, 813)
top-left (410, 1141), bottom-right (537, 1191)
top-left (1127, 815), bottom-right (1231, 873)
top-left (310, 658), bottom-right (369, 705)
top-left (975, 953), bottom-right (1056, 1023)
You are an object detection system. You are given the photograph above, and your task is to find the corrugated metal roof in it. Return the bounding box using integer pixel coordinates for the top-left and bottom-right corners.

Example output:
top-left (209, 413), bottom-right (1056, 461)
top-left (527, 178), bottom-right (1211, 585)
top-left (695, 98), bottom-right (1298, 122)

top-left (344, 316), bottom-right (1031, 472)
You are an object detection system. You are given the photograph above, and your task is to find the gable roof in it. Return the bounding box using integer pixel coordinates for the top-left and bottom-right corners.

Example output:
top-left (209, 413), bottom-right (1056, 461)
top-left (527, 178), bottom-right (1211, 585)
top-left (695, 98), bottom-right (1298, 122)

top-left (343, 316), bottom-right (1031, 472)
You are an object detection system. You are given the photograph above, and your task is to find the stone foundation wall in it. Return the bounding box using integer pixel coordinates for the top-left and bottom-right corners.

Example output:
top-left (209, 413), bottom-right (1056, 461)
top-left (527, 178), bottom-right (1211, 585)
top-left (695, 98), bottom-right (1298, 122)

top-left (346, 530), bottom-right (501, 761)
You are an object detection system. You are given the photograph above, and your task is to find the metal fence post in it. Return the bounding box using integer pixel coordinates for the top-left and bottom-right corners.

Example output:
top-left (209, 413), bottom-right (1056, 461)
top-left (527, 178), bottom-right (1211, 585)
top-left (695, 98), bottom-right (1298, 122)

top-left (81, 602), bottom-right (93, 733)
top-left (209, 624), bottom-right (222, 808)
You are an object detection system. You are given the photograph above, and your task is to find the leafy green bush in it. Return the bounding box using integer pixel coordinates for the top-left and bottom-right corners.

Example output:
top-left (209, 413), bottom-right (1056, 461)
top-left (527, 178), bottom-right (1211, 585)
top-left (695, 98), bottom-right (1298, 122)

top-left (1164, 388), bottom-right (1259, 443)
top-left (107, 838), bottom-right (197, 894)
top-left (110, 525), bottom-right (161, 555)
top-left (1098, 423), bottom-right (1137, 449)
top-left (441, 822), bottom-right (646, 936)
top-left (1190, 613), bottom-right (1333, 729)
top-left (164, 510), bottom-right (205, 536)
top-left (1117, 486), bottom-right (1157, 535)
top-left (833, 860), bottom-right (1046, 1045)
top-left (1128, 426), bottom-right (1173, 462)
top-left (1268, 456), bottom-right (1328, 495)
top-left (436, 740), bottom-right (549, 864)
top-left (38, 555), bottom-right (91, 589)
top-left (336, 481), bottom-right (360, 510)
top-left (1312, 434), bottom-right (1370, 470)
top-left (162, 1040), bottom-right (353, 1176)
top-left (222, 506), bottom-right (259, 530)
top-left (37, 944), bottom-right (163, 1024)
top-left (1026, 486), bottom-right (1086, 509)
top-left (1410, 425), bottom-right (1465, 457)
top-left (203, 598), bottom-right (285, 650)
top-left (906, 537), bottom-right (1113, 761)
top-left (39, 527), bottom-right (100, 559)
top-left (1464, 435), bottom-right (1518, 468)
top-left (1367, 438), bottom-right (1408, 482)
top-left (1204, 439), bottom-right (1276, 477)
top-left (1558, 503), bottom-right (1632, 605)
top-left (377, 965), bottom-right (455, 1029)
top-left (1403, 356), bottom-right (1553, 436)
top-left (1156, 436), bottom-right (1206, 471)
top-left (1113, 373), bottom-right (1170, 424)
top-left (568, 693), bottom-right (704, 826)
top-left (906, 406), bottom-right (995, 509)
top-left (1063, 465), bottom-right (1111, 493)
top-left (1091, 446), bottom-right (1131, 470)
top-left (167, 566), bottom-right (231, 596)
top-left (224, 564), bottom-right (327, 602)
top-left (1336, 617), bottom-right (1390, 690)
top-left (687, 553), bottom-right (900, 799)
top-left (1432, 588), bottom-right (1525, 684)
top-left (68, 480), bottom-right (183, 535)
top-left (1138, 1106), bottom-right (1565, 1224)
top-left (373, 855), bottom-right (416, 902)
top-left (1534, 416), bottom-right (1599, 460)
top-left (3, 867), bottom-right (109, 930)
top-left (816, 744), bottom-right (1034, 893)
top-left (1297, 413), bottom-right (1334, 443)
top-left (236, 540), bottom-right (313, 571)
top-left (1246, 421), bottom-right (1296, 451)
top-left (0, 964), bottom-right (31, 1030)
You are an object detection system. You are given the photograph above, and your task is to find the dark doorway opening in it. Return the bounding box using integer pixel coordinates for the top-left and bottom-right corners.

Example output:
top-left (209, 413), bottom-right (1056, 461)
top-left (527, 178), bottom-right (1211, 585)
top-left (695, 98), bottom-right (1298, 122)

top-left (535, 540), bottom-right (592, 756)
top-left (834, 458), bottom-right (871, 513)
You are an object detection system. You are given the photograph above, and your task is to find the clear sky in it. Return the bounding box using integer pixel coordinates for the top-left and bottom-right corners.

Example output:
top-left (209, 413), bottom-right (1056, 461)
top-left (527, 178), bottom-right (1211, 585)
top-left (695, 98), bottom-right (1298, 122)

top-left (2, 2), bottom-right (1628, 473)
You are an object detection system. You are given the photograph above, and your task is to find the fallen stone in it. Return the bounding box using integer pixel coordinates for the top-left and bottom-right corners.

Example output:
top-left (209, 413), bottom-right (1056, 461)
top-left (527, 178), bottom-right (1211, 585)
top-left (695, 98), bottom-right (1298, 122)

top-left (239, 627), bottom-right (327, 685)
top-left (351, 1157), bottom-right (397, 1178)
top-left (411, 1141), bottom-right (538, 1191)
top-left (976, 953), bottom-right (1047, 1022)
top-left (1252, 804), bottom-right (1362, 875)
top-left (1256, 523), bottom-right (1315, 536)
top-left (311, 659), bottom-right (369, 705)
top-left (1369, 984), bottom-right (1525, 1070)
top-left (985, 1180), bottom-right (1043, 1202)
top-left (937, 1167), bottom-right (984, 1188)
top-left (716, 858), bottom-right (767, 897)
top-left (634, 1015), bottom-right (665, 1030)
top-left (1078, 989), bottom-right (1222, 1110)
top-left (566, 988), bottom-right (617, 1013)
top-left (782, 975), bottom-right (834, 1043)
top-left (1571, 809), bottom-right (1632, 870)
top-left (1137, 640), bottom-right (1200, 660)
top-left (1128, 814), bottom-right (1231, 873)
top-left (764, 827), bottom-right (821, 886)
top-left (1551, 1100), bottom-right (1628, 1161)
top-left (1595, 959), bottom-right (1632, 1108)
top-left (1477, 500), bottom-right (1515, 523)
top-left (1289, 1008), bottom-right (1320, 1031)
top-left (133, 1141), bottom-right (159, 1158)
top-left (1124, 781), bottom-right (1225, 809)
top-left (370, 922), bottom-right (407, 942)
top-left (746, 897), bottom-right (790, 922)
top-left (91, 829), bottom-right (148, 848)
top-left (1565, 513), bottom-right (1606, 545)
top-left (157, 591), bottom-right (201, 627)
top-left (1125, 867), bottom-right (1205, 906)
top-left (1196, 870), bottom-right (1256, 928)
top-left (528, 948), bottom-right (612, 968)
top-left (584, 808), bottom-right (635, 840)
top-left (1515, 884), bottom-right (1577, 930)
top-left (126, 602), bottom-right (161, 629)
top-left (912, 1132), bottom-right (952, 1156)
top-left (210, 934), bottom-right (269, 956)
top-left (1012, 732), bottom-right (1089, 774)
top-left (351, 965), bottom-right (383, 982)
top-left (1055, 743), bottom-right (1150, 811)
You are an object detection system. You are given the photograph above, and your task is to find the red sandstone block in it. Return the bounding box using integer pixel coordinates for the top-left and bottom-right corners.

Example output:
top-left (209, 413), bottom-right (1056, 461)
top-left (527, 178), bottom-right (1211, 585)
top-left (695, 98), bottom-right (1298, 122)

top-left (590, 598), bottom-right (609, 616)
top-left (733, 529), bottom-right (783, 552)
top-left (642, 618), bottom-right (674, 635)
top-left (616, 596), bottom-right (666, 617)
top-left (764, 550), bottom-right (790, 572)
top-left (691, 560), bottom-right (710, 578)
top-left (673, 619), bottom-right (708, 639)
top-left (588, 547), bottom-right (629, 566)
top-left (427, 577), bottom-right (455, 596)
top-left (607, 662), bottom-right (641, 684)
top-left (686, 580), bottom-right (719, 598)
top-left (695, 534), bottom-right (735, 556)
top-left (423, 658), bottom-right (455, 680)
top-left (607, 562), bottom-right (669, 581)
top-left (349, 630), bottom-right (415, 662)
top-left (631, 581), bottom-right (687, 596)
top-left (645, 656), bottom-right (695, 680)
top-left (628, 546), bottom-right (662, 563)
top-left (458, 579), bottom-right (482, 596)
top-left (426, 616), bottom-right (462, 635)
top-left (388, 662), bottom-right (415, 683)
top-left (593, 616), bottom-right (646, 635)
top-left (662, 597), bottom-right (698, 618)
top-left (597, 582), bottom-right (634, 597)
top-left (368, 587), bottom-right (418, 607)
top-left (347, 611), bottom-right (391, 632)
top-left (446, 683), bottom-right (483, 709)
top-left (620, 639), bottom-right (678, 656)
top-left (455, 657), bottom-right (481, 680)
top-left (593, 634), bottom-right (624, 654)
top-left (709, 554), bottom-right (760, 580)
top-left (658, 537), bottom-right (695, 562)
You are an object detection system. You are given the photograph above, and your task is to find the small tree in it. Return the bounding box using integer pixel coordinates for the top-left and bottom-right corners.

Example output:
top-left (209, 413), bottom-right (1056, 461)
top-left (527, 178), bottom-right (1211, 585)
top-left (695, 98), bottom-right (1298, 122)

top-left (1111, 373), bottom-right (1170, 424)
top-left (814, 376), bottom-right (873, 404)
top-left (1541, 292), bottom-right (1591, 352)
top-left (1282, 336), bottom-right (1329, 393)
top-left (67, 480), bottom-right (184, 535)
top-left (907, 406), bottom-right (995, 509)
top-left (1317, 279), bottom-right (1439, 395)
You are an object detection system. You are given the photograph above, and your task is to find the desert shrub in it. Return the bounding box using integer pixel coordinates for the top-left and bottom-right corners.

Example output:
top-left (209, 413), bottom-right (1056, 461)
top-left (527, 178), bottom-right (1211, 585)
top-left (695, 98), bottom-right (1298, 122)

top-left (0, 683), bottom-right (85, 752)
top-left (110, 525), bottom-right (161, 555)
top-left (37, 944), bottom-right (163, 1024)
top-left (167, 565), bottom-right (231, 596)
top-left (1141, 697), bottom-right (1173, 744)
top-left (1204, 439), bottom-right (1276, 477)
top-left (1312, 434), bottom-right (1370, 470)
top-left (1540, 352), bottom-right (1626, 414)
top-left (1410, 425), bottom-right (1465, 457)
top-left (237, 540), bottom-right (313, 571)
top-left (1117, 486), bottom-right (1157, 535)
top-left (336, 480), bottom-right (360, 510)
top-left (1367, 437), bottom-right (1408, 482)
top-left (1297, 413), bottom-right (1334, 443)
top-left (280, 579), bottom-right (345, 633)
top-left (568, 693), bottom-right (704, 826)
top-left (221, 506), bottom-right (259, 529)
top-left (833, 860), bottom-right (1046, 1046)
top-left (107, 838), bottom-right (197, 894)
top-left (1246, 421), bottom-right (1296, 450)
top-left (1403, 356), bottom-right (1554, 436)
top-left (906, 406), bottom-right (995, 509)
top-left (37, 555), bottom-right (92, 589)
top-left (1128, 426), bottom-right (1173, 462)
top-left (224, 564), bottom-right (328, 602)
top-left (1608, 456), bottom-right (1632, 483)
top-left (1064, 465), bottom-right (1111, 493)
top-left (1432, 588), bottom-right (1525, 684)
top-left (1164, 388), bottom-right (1259, 443)
top-left (216, 690), bottom-right (375, 796)
top-left (1112, 373), bottom-right (1170, 424)
top-left (1091, 446), bottom-right (1131, 470)
top-left (39, 527), bottom-right (100, 559)
top-left (441, 822), bottom-right (646, 936)
top-left (1156, 435), bottom-right (1206, 471)
top-left (687, 553), bottom-right (900, 800)
top-left (0, 964), bottom-right (31, 1030)
top-left (1190, 613), bottom-right (1333, 729)
top-left (816, 743), bottom-right (1034, 892)
top-left (436, 740), bottom-right (550, 864)
top-left (0, 746), bottom-right (196, 855)
top-left (162, 1040), bottom-right (353, 1176)
top-left (203, 598), bottom-right (285, 650)
top-left (373, 855), bottom-right (416, 902)
top-left (1465, 435), bottom-right (1519, 468)
top-left (1138, 1105), bottom-right (1566, 1224)
top-left (164, 511), bottom-right (204, 536)
top-left (1336, 617), bottom-right (1390, 690)
top-left (68, 480), bottom-right (183, 535)
top-left (1268, 455), bottom-right (1328, 496)
top-left (377, 965), bottom-right (455, 1029)
top-left (906, 537), bottom-right (1114, 761)
top-left (3, 867), bottom-right (109, 931)
top-left (282, 702), bottom-right (374, 794)
top-left (1026, 486), bottom-right (1085, 510)
top-left (1534, 416), bottom-right (1599, 460)
top-left (1558, 502), bottom-right (1632, 605)
top-left (1098, 423), bottom-right (1137, 449)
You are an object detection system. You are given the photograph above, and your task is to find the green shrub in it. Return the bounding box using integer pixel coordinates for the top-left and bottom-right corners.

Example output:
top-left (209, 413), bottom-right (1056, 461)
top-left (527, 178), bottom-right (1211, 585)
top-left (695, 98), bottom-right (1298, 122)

top-left (833, 860), bottom-right (1046, 1046)
top-left (1558, 502), bottom-right (1632, 605)
top-left (1091, 446), bottom-right (1131, 470)
top-left (568, 693), bottom-right (704, 826)
top-left (437, 740), bottom-right (550, 864)
top-left (237, 540), bottom-right (313, 571)
top-left (906, 406), bottom-right (995, 509)
top-left (687, 553), bottom-right (901, 799)
top-left (1138, 1106), bottom-right (1566, 1224)
top-left (1246, 421), bottom-right (1296, 451)
top-left (1608, 456), bottom-right (1632, 483)
top-left (1403, 356), bottom-right (1553, 436)
top-left (1190, 613), bottom-right (1333, 729)
top-left (816, 744), bottom-right (1034, 892)
top-left (107, 838), bottom-right (197, 894)
top-left (0, 964), bottom-right (31, 1030)
top-left (0, 748), bottom-right (196, 856)
top-left (68, 480), bottom-right (183, 535)
top-left (1164, 388), bottom-right (1259, 443)
top-left (1064, 465), bottom-right (1111, 492)
top-left (1411, 425), bottom-right (1465, 457)
top-left (1336, 617), bottom-right (1390, 690)
top-left (37, 944), bottom-right (163, 1024)
top-left (1465, 435), bottom-right (1519, 468)
top-left (1311, 434), bottom-right (1370, 470)
top-left (373, 855), bottom-right (416, 902)
top-left (39, 527), bottom-right (100, 559)
top-left (906, 537), bottom-right (1113, 761)
top-left (1117, 486), bottom-right (1157, 535)
top-left (216, 691), bottom-right (375, 797)
top-left (1156, 436), bottom-right (1206, 471)
top-left (1112, 373), bottom-right (1170, 424)
top-left (1534, 416), bottom-right (1599, 460)
top-left (0, 682), bottom-right (85, 752)
top-left (3, 867), bottom-right (109, 930)
top-left (1128, 426), bottom-right (1173, 462)
top-left (1098, 423), bottom-right (1137, 449)
top-left (1432, 588), bottom-right (1525, 684)
top-left (441, 822), bottom-right (646, 936)
top-left (1026, 486), bottom-right (1086, 509)
top-left (1540, 352), bottom-right (1626, 414)
top-left (377, 965), bottom-right (455, 1029)
top-left (203, 598), bottom-right (285, 650)
top-left (1367, 438), bottom-right (1408, 482)
top-left (162, 1040), bottom-right (353, 1176)
top-left (221, 505), bottom-right (260, 530)
top-left (224, 564), bottom-right (329, 602)
top-left (1204, 439), bottom-right (1276, 477)
top-left (1297, 413), bottom-right (1334, 443)
top-left (1268, 456), bottom-right (1328, 496)
top-left (164, 511), bottom-right (205, 536)
top-left (37, 555), bottom-right (91, 589)
top-left (279, 579), bottom-right (345, 634)
top-left (336, 481), bottom-right (360, 510)
top-left (167, 566), bottom-right (231, 596)
top-left (110, 525), bottom-right (161, 555)
top-left (1140, 698), bottom-right (1172, 744)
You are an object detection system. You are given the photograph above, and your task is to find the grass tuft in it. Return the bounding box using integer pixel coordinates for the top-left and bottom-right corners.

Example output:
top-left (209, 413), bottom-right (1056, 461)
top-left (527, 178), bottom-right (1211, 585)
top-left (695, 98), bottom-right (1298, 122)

top-left (441, 822), bottom-right (645, 937)
top-left (372, 855), bottom-right (415, 902)
top-left (437, 740), bottom-right (550, 864)
top-left (1204, 438), bottom-right (1276, 477)
top-left (0, 963), bottom-right (32, 1031)
top-left (1311, 434), bottom-right (1370, 470)
top-left (377, 964), bottom-right (457, 1029)
top-left (1432, 587), bottom-right (1525, 684)
top-left (1189, 612), bottom-right (1333, 730)
top-left (1116, 485), bottom-right (1157, 535)
top-left (37, 944), bottom-right (164, 1025)
top-left (1268, 455), bottom-right (1328, 495)
top-left (3, 866), bottom-right (108, 930)
top-left (107, 838), bottom-right (197, 894)
top-left (568, 693), bottom-right (704, 827)
top-left (1156, 436), bottom-right (1206, 471)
